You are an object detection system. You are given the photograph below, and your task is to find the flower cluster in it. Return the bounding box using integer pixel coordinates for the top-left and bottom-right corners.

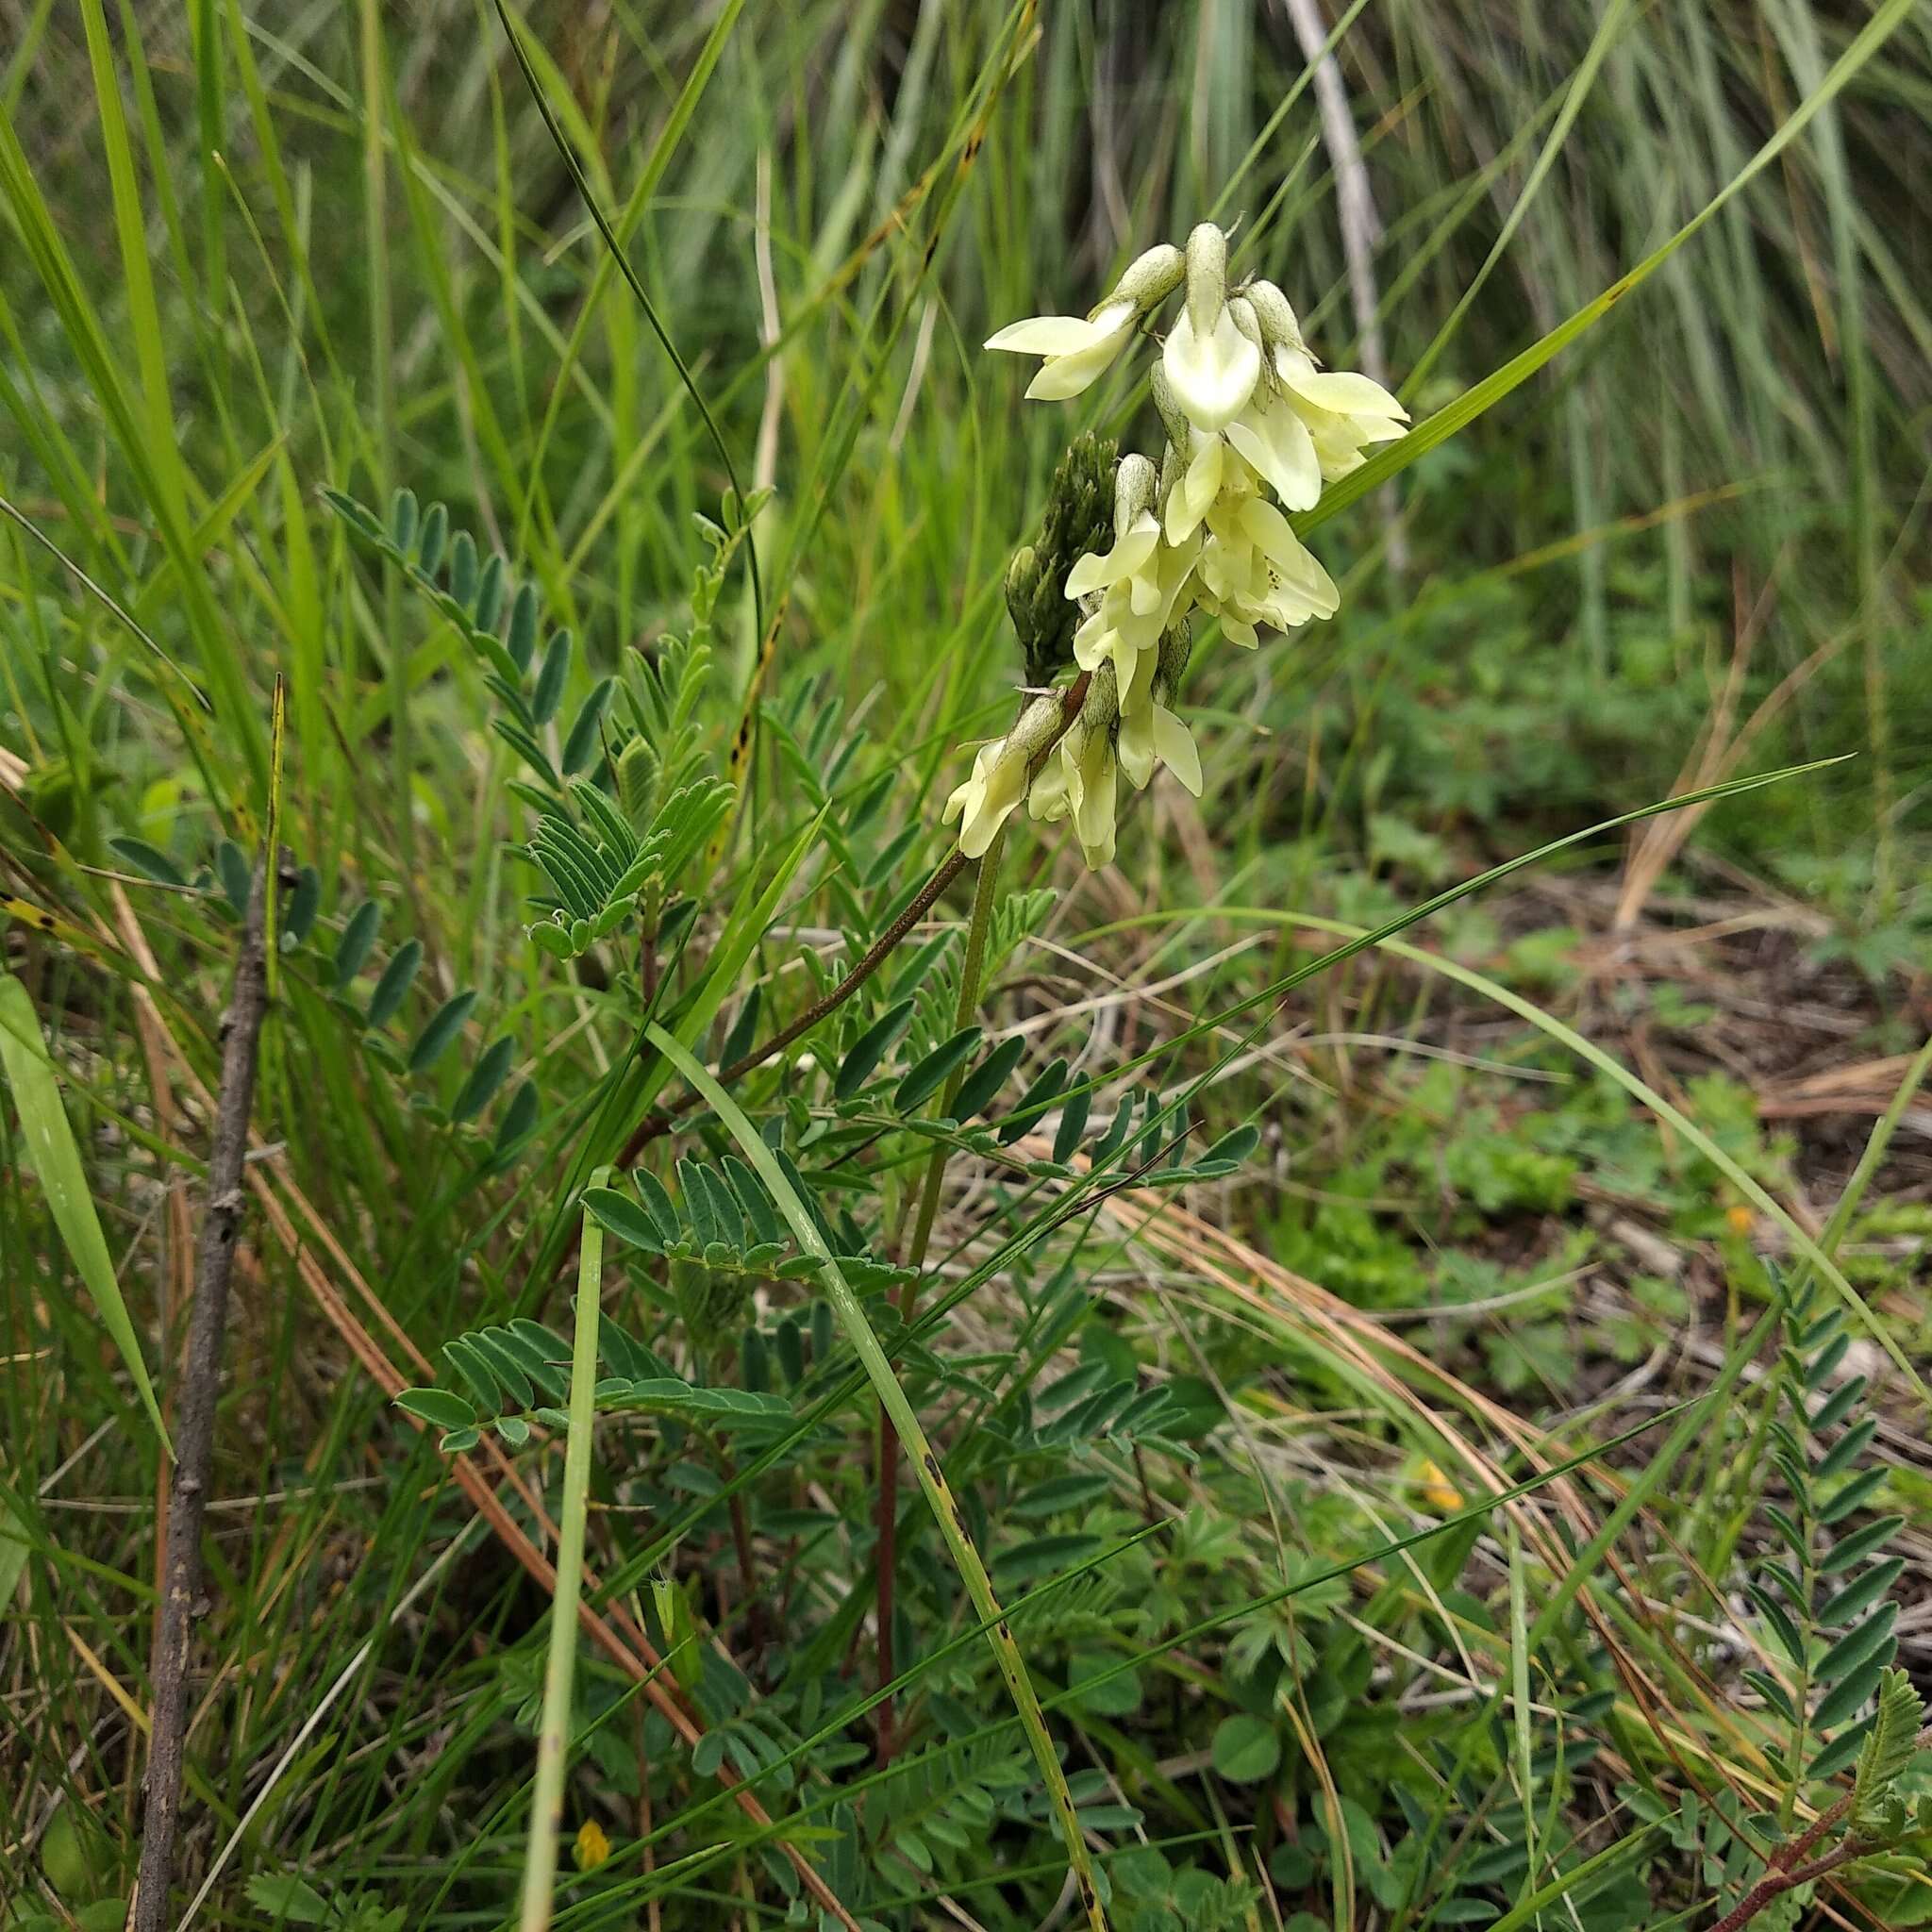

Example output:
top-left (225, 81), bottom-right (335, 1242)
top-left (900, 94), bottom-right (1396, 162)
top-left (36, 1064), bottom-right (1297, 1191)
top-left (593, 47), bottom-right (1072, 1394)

top-left (946, 223), bottom-right (1407, 869)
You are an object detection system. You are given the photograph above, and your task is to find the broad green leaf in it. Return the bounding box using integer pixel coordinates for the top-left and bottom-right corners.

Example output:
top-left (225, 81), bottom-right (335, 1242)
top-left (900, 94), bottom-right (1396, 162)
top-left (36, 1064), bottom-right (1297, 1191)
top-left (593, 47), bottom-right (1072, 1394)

top-left (583, 1185), bottom-right (664, 1252)
top-left (408, 990), bottom-right (477, 1074)
top-left (1210, 1714), bottom-right (1281, 1784)
top-left (893, 1026), bottom-right (983, 1113)
top-left (451, 1036), bottom-right (516, 1124)
top-left (107, 836), bottom-right (188, 888)
top-left (365, 939), bottom-right (422, 1029)
top-left (834, 997), bottom-right (916, 1100)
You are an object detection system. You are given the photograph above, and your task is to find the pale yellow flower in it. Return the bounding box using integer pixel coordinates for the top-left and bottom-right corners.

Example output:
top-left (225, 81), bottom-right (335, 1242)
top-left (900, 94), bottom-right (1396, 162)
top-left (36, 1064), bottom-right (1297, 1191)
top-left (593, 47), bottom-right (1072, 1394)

top-left (943, 694), bottom-right (1064, 858)
top-left (985, 301), bottom-right (1139, 402)
top-left (1068, 456), bottom-right (1196, 716)
top-left (1160, 225), bottom-right (1261, 432)
top-left (1117, 694), bottom-right (1201, 797)
top-left (1162, 304), bottom-right (1262, 431)
top-left (968, 227), bottom-right (1401, 872)
top-left (986, 243), bottom-right (1185, 402)
top-left (1029, 690), bottom-right (1122, 871)
top-left (1070, 535), bottom-right (1197, 715)
top-left (1272, 343), bottom-right (1408, 484)
top-left (1224, 383), bottom-right (1324, 512)
top-left (1192, 478), bottom-right (1339, 645)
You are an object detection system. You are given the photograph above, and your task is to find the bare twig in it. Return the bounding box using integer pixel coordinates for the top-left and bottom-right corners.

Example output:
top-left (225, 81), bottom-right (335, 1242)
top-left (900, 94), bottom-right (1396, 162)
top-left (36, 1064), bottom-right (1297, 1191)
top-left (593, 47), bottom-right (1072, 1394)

top-left (130, 860), bottom-right (273, 1932)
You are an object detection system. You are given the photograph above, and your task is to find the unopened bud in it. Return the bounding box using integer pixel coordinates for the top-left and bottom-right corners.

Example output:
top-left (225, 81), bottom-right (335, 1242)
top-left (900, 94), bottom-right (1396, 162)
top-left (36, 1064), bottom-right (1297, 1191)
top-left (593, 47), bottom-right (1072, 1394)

top-left (1080, 658), bottom-right (1121, 741)
top-left (1243, 278), bottom-right (1305, 355)
top-left (1105, 242), bottom-right (1185, 317)
top-left (1148, 364), bottom-right (1192, 458)
top-left (1227, 295), bottom-right (1264, 357)
top-left (1157, 441), bottom-right (1184, 508)
top-left (1010, 692), bottom-right (1068, 764)
top-left (1155, 622), bottom-right (1194, 702)
top-left (1183, 223), bottom-right (1228, 339)
top-left (1114, 454), bottom-right (1158, 537)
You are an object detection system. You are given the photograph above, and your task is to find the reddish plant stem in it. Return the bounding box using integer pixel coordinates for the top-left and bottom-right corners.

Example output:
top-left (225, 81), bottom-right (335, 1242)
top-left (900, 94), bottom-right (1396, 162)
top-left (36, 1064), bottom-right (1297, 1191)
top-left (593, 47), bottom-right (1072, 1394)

top-left (593, 670), bottom-right (1092, 1191)
top-left (709, 1430), bottom-right (768, 1655)
top-left (1707, 1839), bottom-right (1863, 1932)
top-left (610, 846), bottom-right (971, 1170)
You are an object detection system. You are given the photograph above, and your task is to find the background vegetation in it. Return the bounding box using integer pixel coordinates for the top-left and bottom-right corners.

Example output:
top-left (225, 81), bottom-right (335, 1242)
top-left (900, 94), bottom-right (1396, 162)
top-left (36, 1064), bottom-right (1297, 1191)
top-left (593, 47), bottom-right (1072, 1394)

top-left (2, 2), bottom-right (1928, 1928)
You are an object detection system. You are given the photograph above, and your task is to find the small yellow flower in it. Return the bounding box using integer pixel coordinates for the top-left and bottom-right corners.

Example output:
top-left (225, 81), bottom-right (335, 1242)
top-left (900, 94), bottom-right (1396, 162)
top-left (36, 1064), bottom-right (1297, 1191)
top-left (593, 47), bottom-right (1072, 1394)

top-left (1191, 477), bottom-right (1339, 643)
top-left (1028, 668), bottom-right (1122, 871)
top-left (1068, 456), bottom-right (1197, 717)
top-left (1116, 693), bottom-right (1201, 797)
top-left (1160, 225), bottom-right (1262, 431)
top-left (574, 1818), bottom-right (612, 1872)
top-left (1724, 1203), bottom-right (1755, 1236)
top-left (943, 694), bottom-right (1065, 858)
top-left (985, 302), bottom-right (1140, 401)
top-left (969, 224), bottom-right (1404, 873)
top-left (1271, 343), bottom-right (1408, 484)
top-left (1419, 1460), bottom-right (1465, 1514)
top-left (986, 243), bottom-right (1184, 401)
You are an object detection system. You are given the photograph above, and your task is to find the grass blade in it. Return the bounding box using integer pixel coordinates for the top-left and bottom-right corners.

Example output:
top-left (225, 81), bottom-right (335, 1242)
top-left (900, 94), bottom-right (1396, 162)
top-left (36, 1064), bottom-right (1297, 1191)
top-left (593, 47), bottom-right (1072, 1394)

top-left (1299, 0), bottom-right (1920, 533)
top-left (0, 972), bottom-right (171, 1455)
top-left (517, 1182), bottom-right (605, 1931)
top-left (643, 1022), bottom-right (1112, 1932)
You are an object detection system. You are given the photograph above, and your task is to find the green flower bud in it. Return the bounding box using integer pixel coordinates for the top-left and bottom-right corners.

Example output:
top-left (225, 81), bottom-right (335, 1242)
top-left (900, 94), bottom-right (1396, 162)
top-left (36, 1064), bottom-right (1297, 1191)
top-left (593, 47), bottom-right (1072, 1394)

top-left (1008, 432), bottom-right (1119, 686)
top-left (1227, 294), bottom-right (1265, 356)
top-left (1148, 364), bottom-right (1192, 458)
top-left (1155, 620), bottom-right (1194, 704)
top-left (1113, 454), bottom-right (1158, 537)
top-left (1242, 278), bottom-right (1305, 357)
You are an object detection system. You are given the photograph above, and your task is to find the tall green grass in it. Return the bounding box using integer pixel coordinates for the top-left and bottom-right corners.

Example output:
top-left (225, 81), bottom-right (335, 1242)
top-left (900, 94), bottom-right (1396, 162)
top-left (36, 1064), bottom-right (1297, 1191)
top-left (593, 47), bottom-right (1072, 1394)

top-left (2, 4), bottom-right (1927, 1927)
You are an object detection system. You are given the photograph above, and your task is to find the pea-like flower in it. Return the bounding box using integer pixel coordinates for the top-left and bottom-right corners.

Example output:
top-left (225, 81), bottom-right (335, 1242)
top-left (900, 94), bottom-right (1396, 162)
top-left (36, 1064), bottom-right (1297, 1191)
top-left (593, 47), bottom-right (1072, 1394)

top-left (1273, 344), bottom-right (1409, 483)
top-left (1192, 481), bottom-right (1339, 647)
top-left (1160, 225), bottom-right (1262, 431)
top-left (986, 242), bottom-right (1185, 401)
top-left (958, 222), bottom-right (1400, 869)
top-left (985, 302), bottom-right (1140, 402)
top-left (1067, 457), bottom-right (1197, 714)
top-left (1117, 632), bottom-right (1202, 798)
top-left (942, 693), bottom-right (1066, 858)
top-left (1029, 667), bottom-right (1123, 870)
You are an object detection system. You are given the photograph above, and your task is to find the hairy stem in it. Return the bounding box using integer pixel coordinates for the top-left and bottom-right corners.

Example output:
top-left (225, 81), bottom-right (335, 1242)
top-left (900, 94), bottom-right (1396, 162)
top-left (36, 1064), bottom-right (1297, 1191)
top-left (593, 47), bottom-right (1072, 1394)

top-left (1708, 1836), bottom-right (1863, 1932)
